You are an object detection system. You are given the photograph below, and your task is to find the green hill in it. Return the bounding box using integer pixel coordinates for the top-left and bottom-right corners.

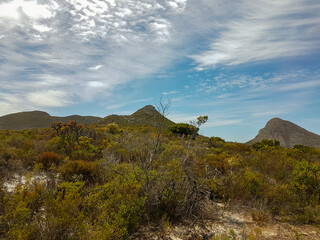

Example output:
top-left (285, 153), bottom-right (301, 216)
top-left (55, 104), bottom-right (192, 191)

top-left (99, 105), bottom-right (175, 127)
top-left (0, 111), bottom-right (102, 130)
top-left (0, 105), bottom-right (175, 130)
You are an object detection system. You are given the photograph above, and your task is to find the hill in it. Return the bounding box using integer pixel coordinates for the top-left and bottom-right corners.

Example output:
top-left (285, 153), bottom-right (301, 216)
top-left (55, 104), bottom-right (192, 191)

top-left (99, 105), bottom-right (175, 127)
top-left (0, 111), bottom-right (102, 130)
top-left (247, 117), bottom-right (320, 148)
top-left (0, 105), bottom-right (175, 130)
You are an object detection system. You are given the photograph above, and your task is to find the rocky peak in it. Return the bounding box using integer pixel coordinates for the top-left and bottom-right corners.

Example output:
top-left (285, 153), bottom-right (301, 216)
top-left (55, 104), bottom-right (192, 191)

top-left (248, 118), bottom-right (320, 148)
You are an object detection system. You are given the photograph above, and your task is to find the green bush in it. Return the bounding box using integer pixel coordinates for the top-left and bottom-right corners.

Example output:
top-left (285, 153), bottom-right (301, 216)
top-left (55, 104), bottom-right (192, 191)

top-left (208, 136), bottom-right (225, 148)
top-left (168, 123), bottom-right (198, 136)
top-left (104, 123), bottom-right (121, 134)
top-left (85, 164), bottom-right (146, 239)
top-left (292, 160), bottom-right (320, 205)
top-left (59, 160), bottom-right (97, 183)
top-left (252, 139), bottom-right (280, 151)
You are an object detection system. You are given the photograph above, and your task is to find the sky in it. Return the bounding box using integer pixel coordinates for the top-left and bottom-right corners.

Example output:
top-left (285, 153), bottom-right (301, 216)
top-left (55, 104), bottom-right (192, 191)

top-left (0, 0), bottom-right (320, 142)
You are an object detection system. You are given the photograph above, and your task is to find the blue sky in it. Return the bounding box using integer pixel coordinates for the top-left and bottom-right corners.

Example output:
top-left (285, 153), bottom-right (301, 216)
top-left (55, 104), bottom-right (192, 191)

top-left (0, 0), bottom-right (320, 142)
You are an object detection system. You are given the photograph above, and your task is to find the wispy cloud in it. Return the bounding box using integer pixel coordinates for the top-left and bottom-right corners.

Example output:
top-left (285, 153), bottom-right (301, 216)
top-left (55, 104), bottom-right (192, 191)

top-left (276, 79), bottom-right (320, 92)
top-left (196, 70), bottom-right (320, 94)
top-left (105, 103), bottom-right (126, 110)
top-left (192, 0), bottom-right (320, 69)
top-left (162, 90), bottom-right (178, 95)
top-left (0, 0), bottom-right (188, 114)
top-left (27, 90), bottom-right (72, 107)
top-left (205, 119), bottom-right (243, 127)
top-left (89, 65), bottom-right (103, 71)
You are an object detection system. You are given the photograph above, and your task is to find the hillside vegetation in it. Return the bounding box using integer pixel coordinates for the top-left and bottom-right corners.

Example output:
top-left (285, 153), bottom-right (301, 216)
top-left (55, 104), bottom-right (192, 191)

top-left (98, 105), bottom-right (174, 127)
top-left (0, 117), bottom-right (320, 239)
top-left (0, 111), bottom-right (102, 130)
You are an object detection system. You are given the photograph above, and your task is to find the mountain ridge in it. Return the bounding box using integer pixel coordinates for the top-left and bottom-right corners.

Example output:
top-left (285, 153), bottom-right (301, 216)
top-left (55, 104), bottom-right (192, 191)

top-left (98, 105), bottom-right (175, 127)
top-left (247, 117), bottom-right (320, 148)
top-left (0, 110), bottom-right (102, 130)
top-left (0, 105), bottom-right (175, 130)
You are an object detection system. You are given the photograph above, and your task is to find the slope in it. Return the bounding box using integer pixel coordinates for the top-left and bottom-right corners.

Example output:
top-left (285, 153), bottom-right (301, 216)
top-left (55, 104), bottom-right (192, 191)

top-left (99, 105), bottom-right (175, 127)
top-left (0, 111), bottom-right (102, 130)
top-left (247, 117), bottom-right (320, 148)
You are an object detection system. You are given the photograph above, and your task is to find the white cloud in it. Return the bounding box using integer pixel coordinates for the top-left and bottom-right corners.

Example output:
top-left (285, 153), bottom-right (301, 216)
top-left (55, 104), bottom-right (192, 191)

top-left (0, 0), bottom-right (319, 120)
top-left (106, 0), bottom-right (116, 7)
top-left (162, 90), bottom-right (178, 95)
top-left (27, 91), bottom-right (71, 107)
top-left (33, 24), bottom-right (52, 32)
top-left (0, 0), bottom-right (190, 114)
top-left (0, 101), bottom-right (22, 116)
top-left (87, 81), bottom-right (105, 88)
top-left (252, 111), bottom-right (287, 117)
top-left (277, 80), bottom-right (320, 92)
top-left (0, 0), bottom-right (54, 19)
top-left (105, 103), bottom-right (126, 110)
top-left (89, 65), bottom-right (103, 70)
top-left (195, 70), bottom-right (320, 94)
top-left (205, 119), bottom-right (243, 127)
top-left (169, 113), bottom-right (198, 123)
top-left (131, 98), bottom-right (154, 103)
top-left (192, 0), bottom-right (320, 68)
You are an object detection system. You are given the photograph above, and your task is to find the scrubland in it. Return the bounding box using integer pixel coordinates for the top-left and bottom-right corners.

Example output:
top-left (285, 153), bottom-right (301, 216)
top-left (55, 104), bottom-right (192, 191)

top-left (0, 121), bottom-right (320, 239)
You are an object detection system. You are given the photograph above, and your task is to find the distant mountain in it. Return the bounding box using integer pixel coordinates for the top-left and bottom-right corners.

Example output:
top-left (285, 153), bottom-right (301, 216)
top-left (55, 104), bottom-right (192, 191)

top-left (0, 111), bottom-right (102, 130)
top-left (99, 105), bottom-right (175, 127)
top-left (0, 105), bottom-right (175, 131)
top-left (247, 118), bottom-right (320, 148)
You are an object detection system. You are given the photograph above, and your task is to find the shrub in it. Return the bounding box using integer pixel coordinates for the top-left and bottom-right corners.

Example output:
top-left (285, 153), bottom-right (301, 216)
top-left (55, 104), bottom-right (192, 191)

top-left (208, 136), bottom-right (225, 148)
top-left (73, 136), bottom-right (99, 160)
top-left (251, 210), bottom-right (271, 224)
top-left (104, 123), bottom-right (121, 134)
top-left (292, 160), bottom-right (320, 205)
top-left (36, 152), bottom-right (61, 171)
top-left (293, 145), bottom-right (313, 153)
top-left (168, 123), bottom-right (198, 136)
top-left (227, 167), bottom-right (268, 200)
top-left (252, 139), bottom-right (280, 151)
top-left (59, 160), bottom-right (96, 183)
top-left (266, 183), bottom-right (297, 215)
top-left (85, 165), bottom-right (146, 239)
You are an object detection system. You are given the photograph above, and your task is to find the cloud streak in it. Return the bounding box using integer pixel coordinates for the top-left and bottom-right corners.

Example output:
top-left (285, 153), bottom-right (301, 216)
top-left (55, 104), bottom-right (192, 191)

top-left (0, 0), bottom-right (187, 114)
top-left (192, 0), bottom-right (320, 69)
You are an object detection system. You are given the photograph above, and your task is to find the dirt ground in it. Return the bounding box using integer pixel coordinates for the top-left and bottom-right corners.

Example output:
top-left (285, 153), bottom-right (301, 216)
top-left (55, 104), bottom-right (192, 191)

top-left (132, 201), bottom-right (320, 240)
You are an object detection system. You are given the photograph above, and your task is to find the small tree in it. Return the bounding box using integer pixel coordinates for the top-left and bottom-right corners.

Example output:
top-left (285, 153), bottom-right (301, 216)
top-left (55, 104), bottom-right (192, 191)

top-left (51, 120), bottom-right (85, 156)
top-left (190, 115), bottom-right (208, 139)
top-left (155, 96), bottom-right (171, 147)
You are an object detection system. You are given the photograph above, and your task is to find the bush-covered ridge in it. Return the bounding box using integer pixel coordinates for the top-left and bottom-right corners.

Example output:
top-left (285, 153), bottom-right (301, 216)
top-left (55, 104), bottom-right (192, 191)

top-left (0, 110), bottom-right (102, 130)
top-left (98, 105), bottom-right (175, 128)
top-left (0, 119), bottom-right (320, 239)
top-left (0, 105), bottom-right (175, 131)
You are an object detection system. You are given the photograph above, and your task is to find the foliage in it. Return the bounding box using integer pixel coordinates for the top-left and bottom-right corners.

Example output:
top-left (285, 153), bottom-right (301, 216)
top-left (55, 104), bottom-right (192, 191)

top-left (84, 164), bottom-right (146, 239)
top-left (104, 123), bottom-right (121, 134)
top-left (292, 160), bottom-right (320, 205)
top-left (59, 160), bottom-right (99, 183)
top-left (208, 136), bottom-right (225, 148)
top-left (36, 151), bottom-right (61, 171)
top-left (252, 139), bottom-right (280, 151)
top-left (0, 121), bottom-right (320, 238)
top-left (168, 123), bottom-right (198, 136)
